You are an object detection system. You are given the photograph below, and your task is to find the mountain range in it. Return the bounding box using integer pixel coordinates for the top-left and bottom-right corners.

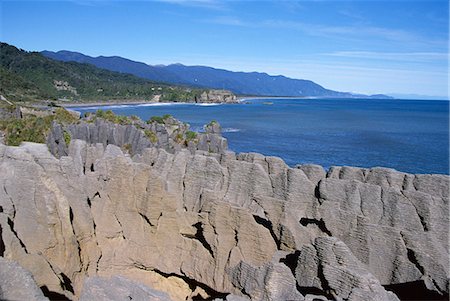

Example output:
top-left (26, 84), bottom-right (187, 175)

top-left (42, 50), bottom-right (391, 99)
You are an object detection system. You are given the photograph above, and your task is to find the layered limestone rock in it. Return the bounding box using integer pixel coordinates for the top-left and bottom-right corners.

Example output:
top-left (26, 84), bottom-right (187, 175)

top-left (0, 140), bottom-right (448, 301)
top-left (47, 116), bottom-right (228, 158)
top-left (79, 275), bottom-right (172, 301)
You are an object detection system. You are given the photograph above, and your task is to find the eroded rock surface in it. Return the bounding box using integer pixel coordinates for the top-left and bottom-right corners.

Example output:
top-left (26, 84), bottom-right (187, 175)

top-left (0, 256), bottom-right (49, 301)
top-left (0, 140), bottom-right (448, 301)
top-left (47, 117), bottom-right (228, 158)
top-left (79, 275), bottom-right (173, 301)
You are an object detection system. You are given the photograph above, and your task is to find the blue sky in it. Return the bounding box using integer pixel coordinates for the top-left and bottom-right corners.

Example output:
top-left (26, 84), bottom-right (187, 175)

top-left (1, 0), bottom-right (448, 98)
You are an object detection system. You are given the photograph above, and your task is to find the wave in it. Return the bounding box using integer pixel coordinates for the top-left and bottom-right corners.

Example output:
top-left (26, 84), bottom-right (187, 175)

top-left (74, 104), bottom-right (137, 110)
top-left (74, 102), bottom-right (228, 111)
top-left (194, 103), bottom-right (222, 106)
top-left (137, 102), bottom-right (188, 107)
top-left (189, 126), bottom-right (240, 133)
top-left (222, 128), bottom-right (241, 133)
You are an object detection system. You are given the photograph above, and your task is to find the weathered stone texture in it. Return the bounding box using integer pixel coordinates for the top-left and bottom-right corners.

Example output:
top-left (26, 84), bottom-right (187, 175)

top-left (0, 140), bottom-right (448, 300)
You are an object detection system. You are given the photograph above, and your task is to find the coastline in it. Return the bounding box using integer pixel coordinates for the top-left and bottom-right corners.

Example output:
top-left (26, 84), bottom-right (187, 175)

top-left (60, 100), bottom-right (161, 108)
top-left (60, 98), bottom-right (247, 108)
top-left (61, 96), bottom-right (310, 108)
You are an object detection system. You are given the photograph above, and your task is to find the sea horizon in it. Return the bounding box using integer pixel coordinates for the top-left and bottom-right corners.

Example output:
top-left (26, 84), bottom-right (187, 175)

top-left (71, 97), bottom-right (450, 175)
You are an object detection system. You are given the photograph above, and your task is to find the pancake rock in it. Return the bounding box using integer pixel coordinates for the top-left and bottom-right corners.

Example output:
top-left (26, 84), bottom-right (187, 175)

top-left (47, 116), bottom-right (228, 158)
top-left (0, 140), bottom-right (448, 300)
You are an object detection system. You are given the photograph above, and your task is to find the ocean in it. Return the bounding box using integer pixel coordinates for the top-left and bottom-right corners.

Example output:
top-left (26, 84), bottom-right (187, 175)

top-left (72, 98), bottom-right (449, 175)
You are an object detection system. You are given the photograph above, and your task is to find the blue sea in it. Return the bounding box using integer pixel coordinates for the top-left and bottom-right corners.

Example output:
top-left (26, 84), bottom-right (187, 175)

top-left (72, 98), bottom-right (449, 175)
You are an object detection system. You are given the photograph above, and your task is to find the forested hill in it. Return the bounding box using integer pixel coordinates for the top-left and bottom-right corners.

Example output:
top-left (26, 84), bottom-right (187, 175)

top-left (0, 42), bottom-right (213, 103)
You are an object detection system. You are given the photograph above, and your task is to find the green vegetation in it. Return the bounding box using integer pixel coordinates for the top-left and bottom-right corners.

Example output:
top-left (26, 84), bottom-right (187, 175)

top-left (122, 143), bottom-right (132, 153)
top-left (130, 115), bottom-right (140, 121)
top-left (55, 107), bottom-right (79, 124)
top-left (208, 120), bottom-right (218, 126)
top-left (95, 109), bottom-right (130, 125)
top-left (0, 116), bottom-right (52, 146)
top-left (147, 114), bottom-right (172, 124)
top-left (144, 129), bottom-right (158, 143)
top-left (148, 116), bottom-right (164, 124)
top-left (63, 130), bottom-right (71, 146)
top-left (0, 106), bottom-right (78, 146)
top-left (174, 132), bottom-right (184, 144)
top-left (185, 131), bottom-right (197, 141)
top-left (0, 42), bottom-right (209, 103)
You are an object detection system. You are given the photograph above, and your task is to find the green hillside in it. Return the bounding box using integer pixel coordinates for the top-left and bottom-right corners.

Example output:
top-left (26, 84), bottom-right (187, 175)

top-left (0, 42), bottom-right (206, 103)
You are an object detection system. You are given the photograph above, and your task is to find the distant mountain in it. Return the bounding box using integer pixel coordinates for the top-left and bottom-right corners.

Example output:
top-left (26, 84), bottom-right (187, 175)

top-left (42, 50), bottom-right (390, 99)
top-left (42, 50), bottom-right (182, 84)
top-left (0, 43), bottom-right (213, 103)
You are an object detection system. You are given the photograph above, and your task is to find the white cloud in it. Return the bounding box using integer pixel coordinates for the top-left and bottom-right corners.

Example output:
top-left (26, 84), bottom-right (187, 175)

top-left (206, 16), bottom-right (447, 47)
top-left (323, 51), bottom-right (448, 62)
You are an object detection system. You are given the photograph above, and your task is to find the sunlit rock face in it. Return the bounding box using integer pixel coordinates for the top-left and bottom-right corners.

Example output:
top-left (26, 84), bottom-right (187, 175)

top-left (0, 139), bottom-right (448, 301)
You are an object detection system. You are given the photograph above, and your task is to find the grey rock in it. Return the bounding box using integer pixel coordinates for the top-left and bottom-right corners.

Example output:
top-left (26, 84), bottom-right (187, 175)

top-left (0, 257), bottom-right (49, 301)
top-left (47, 117), bottom-right (229, 158)
top-left (0, 140), bottom-right (448, 301)
top-left (198, 90), bottom-right (237, 103)
top-left (296, 237), bottom-right (399, 301)
top-left (80, 276), bottom-right (173, 301)
top-left (229, 254), bottom-right (304, 301)
top-left (0, 104), bottom-right (21, 120)
top-left (205, 121), bottom-right (222, 134)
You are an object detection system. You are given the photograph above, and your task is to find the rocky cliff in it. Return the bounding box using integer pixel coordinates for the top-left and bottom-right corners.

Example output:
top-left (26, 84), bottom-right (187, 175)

top-left (47, 116), bottom-right (228, 158)
top-left (0, 134), bottom-right (448, 300)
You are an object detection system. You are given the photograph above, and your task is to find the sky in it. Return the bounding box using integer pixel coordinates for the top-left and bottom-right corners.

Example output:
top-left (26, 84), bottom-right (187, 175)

top-left (0, 0), bottom-right (448, 98)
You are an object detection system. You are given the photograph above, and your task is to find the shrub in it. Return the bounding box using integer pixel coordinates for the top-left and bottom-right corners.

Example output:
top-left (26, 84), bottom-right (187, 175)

top-left (144, 129), bottom-right (158, 143)
top-left (95, 109), bottom-right (130, 125)
top-left (54, 107), bottom-right (78, 124)
top-left (122, 143), bottom-right (132, 153)
top-left (63, 130), bottom-right (71, 146)
top-left (0, 115), bottom-right (53, 146)
top-left (96, 109), bottom-right (106, 118)
top-left (174, 132), bottom-right (184, 144)
top-left (185, 131), bottom-right (197, 141)
top-left (147, 116), bottom-right (164, 124)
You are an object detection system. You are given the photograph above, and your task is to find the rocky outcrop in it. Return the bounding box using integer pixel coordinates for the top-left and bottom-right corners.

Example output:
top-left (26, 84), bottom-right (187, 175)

top-left (47, 117), bottom-right (228, 158)
top-left (0, 140), bottom-right (448, 301)
top-left (197, 90), bottom-right (238, 103)
top-left (296, 237), bottom-right (399, 301)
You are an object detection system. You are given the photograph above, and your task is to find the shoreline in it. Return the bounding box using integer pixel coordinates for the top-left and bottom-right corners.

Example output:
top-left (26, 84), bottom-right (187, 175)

top-left (60, 96), bottom-right (312, 108)
top-left (60, 99), bottom-right (247, 108)
top-left (49, 95), bottom-right (415, 109)
top-left (60, 100), bottom-right (162, 108)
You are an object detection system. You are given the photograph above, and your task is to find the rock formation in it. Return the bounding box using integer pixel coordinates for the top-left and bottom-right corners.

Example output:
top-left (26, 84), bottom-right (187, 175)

top-left (47, 116), bottom-right (228, 158)
top-left (197, 90), bottom-right (237, 103)
top-left (0, 125), bottom-right (448, 300)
